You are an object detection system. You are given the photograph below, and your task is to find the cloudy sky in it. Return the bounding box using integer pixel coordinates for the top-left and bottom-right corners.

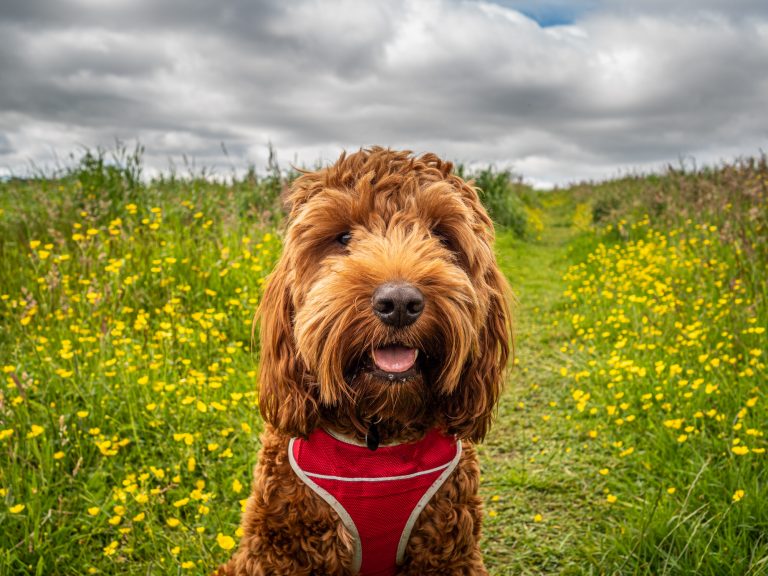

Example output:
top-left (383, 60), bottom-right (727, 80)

top-left (1, 0), bottom-right (767, 187)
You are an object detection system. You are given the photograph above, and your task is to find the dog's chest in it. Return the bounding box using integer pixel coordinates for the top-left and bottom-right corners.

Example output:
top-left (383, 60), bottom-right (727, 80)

top-left (288, 428), bottom-right (461, 576)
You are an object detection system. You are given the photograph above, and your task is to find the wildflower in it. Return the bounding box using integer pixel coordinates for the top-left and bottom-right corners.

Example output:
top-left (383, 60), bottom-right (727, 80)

top-left (10, 504), bottom-right (26, 513)
top-left (732, 490), bottom-right (745, 503)
top-left (27, 425), bottom-right (44, 439)
top-left (217, 533), bottom-right (236, 550)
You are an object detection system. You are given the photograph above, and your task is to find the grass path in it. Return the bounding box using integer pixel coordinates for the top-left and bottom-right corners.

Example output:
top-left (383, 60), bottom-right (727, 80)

top-left (480, 199), bottom-right (600, 575)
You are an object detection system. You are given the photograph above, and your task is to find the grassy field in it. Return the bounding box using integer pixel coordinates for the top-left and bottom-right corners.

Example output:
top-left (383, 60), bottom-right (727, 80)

top-left (1, 153), bottom-right (766, 574)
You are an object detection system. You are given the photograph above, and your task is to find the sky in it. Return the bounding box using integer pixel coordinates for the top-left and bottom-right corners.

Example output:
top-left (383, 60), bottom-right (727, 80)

top-left (1, 0), bottom-right (767, 188)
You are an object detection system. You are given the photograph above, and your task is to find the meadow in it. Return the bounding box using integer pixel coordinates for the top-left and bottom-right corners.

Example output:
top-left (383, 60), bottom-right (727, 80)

top-left (1, 149), bottom-right (766, 575)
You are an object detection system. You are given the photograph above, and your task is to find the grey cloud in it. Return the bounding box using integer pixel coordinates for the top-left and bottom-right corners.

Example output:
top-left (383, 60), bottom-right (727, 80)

top-left (0, 133), bottom-right (13, 155)
top-left (1, 0), bottom-right (767, 185)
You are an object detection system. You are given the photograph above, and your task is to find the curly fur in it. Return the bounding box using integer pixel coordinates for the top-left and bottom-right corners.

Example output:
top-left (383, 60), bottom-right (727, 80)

top-left (216, 148), bottom-right (511, 575)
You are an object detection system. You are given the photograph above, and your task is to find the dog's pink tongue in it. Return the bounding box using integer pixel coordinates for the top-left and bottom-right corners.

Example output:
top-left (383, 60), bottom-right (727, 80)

top-left (373, 346), bottom-right (417, 373)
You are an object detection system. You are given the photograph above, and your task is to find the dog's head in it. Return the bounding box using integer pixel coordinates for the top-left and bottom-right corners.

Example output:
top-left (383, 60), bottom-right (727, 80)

top-left (258, 148), bottom-right (511, 443)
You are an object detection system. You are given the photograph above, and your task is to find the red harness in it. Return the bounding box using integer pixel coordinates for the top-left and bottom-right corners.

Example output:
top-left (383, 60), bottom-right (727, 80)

top-left (289, 428), bottom-right (461, 576)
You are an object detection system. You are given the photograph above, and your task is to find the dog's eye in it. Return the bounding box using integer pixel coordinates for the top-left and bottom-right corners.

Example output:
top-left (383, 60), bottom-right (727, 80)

top-left (337, 232), bottom-right (352, 246)
top-left (432, 229), bottom-right (453, 249)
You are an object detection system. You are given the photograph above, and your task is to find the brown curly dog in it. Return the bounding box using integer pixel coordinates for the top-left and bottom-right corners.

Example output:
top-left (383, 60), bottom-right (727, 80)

top-left (216, 148), bottom-right (511, 575)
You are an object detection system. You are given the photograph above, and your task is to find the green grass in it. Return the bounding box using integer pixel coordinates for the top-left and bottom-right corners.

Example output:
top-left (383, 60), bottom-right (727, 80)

top-left (0, 164), bottom-right (281, 574)
top-left (1, 153), bottom-right (766, 575)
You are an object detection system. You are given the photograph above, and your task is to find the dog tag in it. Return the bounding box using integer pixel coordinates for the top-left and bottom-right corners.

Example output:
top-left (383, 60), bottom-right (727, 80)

top-left (366, 422), bottom-right (380, 451)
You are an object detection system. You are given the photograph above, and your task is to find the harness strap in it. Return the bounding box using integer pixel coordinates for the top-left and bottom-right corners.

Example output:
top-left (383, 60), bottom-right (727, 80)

top-left (289, 429), bottom-right (461, 576)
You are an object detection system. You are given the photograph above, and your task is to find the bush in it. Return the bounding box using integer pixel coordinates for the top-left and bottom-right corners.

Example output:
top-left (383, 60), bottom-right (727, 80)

top-left (457, 165), bottom-right (529, 237)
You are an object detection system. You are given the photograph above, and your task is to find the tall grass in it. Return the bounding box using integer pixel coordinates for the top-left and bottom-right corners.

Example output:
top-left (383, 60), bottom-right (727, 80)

top-left (558, 158), bottom-right (768, 574)
top-left (0, 150), bottom-right (283, 574)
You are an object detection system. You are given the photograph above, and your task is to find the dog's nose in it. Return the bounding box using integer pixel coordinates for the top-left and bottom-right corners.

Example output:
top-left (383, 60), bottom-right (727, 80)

top-left (372, 282), bottom-right (424, 327)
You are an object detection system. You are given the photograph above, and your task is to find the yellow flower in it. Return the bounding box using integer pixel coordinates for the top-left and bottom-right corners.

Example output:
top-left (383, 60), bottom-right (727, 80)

top-left (53, 451), bottom-right (65, 460)
top-left (232, 479), bottom-right (243, 494)
top-left (88, 507), bottom-right (100, 516)
top-left (732, 490), bottom-right (745, 503)
top-left (27, 425), bottom-right (44, 439)
top-left (166, 518), bottom-right (181, 528)
top-left (10, 504), bottom-right (26, 514)
top-left (217, 533), bottom-right (236, 550)
top-left (533, 513), bottom-right (543, 522)
top-left (606, 494), bottom-right (618, 504)
top-left (732, 446), bottom-right (749, 456)
top-left (133, 512), bottom-right (145, 522)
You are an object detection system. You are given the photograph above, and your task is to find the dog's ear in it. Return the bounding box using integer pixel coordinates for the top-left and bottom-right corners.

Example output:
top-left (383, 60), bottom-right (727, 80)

top-left (257, 260), bottom-right (318, 436)
top-left (446, 264), bottom-right (512, 442)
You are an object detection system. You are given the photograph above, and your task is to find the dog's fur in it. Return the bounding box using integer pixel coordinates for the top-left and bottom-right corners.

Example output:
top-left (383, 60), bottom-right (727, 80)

top-left (216, 148), bottom-right (511, 575)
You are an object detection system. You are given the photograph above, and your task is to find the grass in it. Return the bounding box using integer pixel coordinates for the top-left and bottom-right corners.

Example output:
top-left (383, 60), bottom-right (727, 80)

top-left (1, 152), bottom-right (766, 575)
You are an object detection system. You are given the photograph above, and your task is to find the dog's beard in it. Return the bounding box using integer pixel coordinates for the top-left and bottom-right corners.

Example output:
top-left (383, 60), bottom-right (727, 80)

top-left (319, 358), bottom-right (440, 444)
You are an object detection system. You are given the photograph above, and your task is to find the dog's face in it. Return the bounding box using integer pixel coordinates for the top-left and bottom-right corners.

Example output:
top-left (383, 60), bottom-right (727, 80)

top-left (258, 148), bottom-right (510, 442)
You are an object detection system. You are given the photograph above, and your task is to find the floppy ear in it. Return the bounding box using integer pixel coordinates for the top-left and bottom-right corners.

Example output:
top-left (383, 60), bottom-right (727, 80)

top-left (257, 260), bottom-right (319, 437)
top-left (445, 264), bottom-right (512, 442)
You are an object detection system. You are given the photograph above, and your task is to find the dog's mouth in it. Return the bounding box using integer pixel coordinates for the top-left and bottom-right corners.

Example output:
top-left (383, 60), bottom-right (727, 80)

top-left (370, 345), bottom-right (420, 378)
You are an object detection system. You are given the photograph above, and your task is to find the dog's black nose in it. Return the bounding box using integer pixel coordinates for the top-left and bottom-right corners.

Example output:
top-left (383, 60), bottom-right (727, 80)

top-left (372, 282), bottom-right (424, 327)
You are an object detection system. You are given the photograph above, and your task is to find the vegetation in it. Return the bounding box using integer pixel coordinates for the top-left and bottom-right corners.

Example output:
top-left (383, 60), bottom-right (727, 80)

top-left (1, 150), bottom-right (765, 574)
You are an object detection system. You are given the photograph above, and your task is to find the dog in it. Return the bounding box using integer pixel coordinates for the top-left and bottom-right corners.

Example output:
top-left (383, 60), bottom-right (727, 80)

top-left (216, 148), bottom-right (511, 575)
